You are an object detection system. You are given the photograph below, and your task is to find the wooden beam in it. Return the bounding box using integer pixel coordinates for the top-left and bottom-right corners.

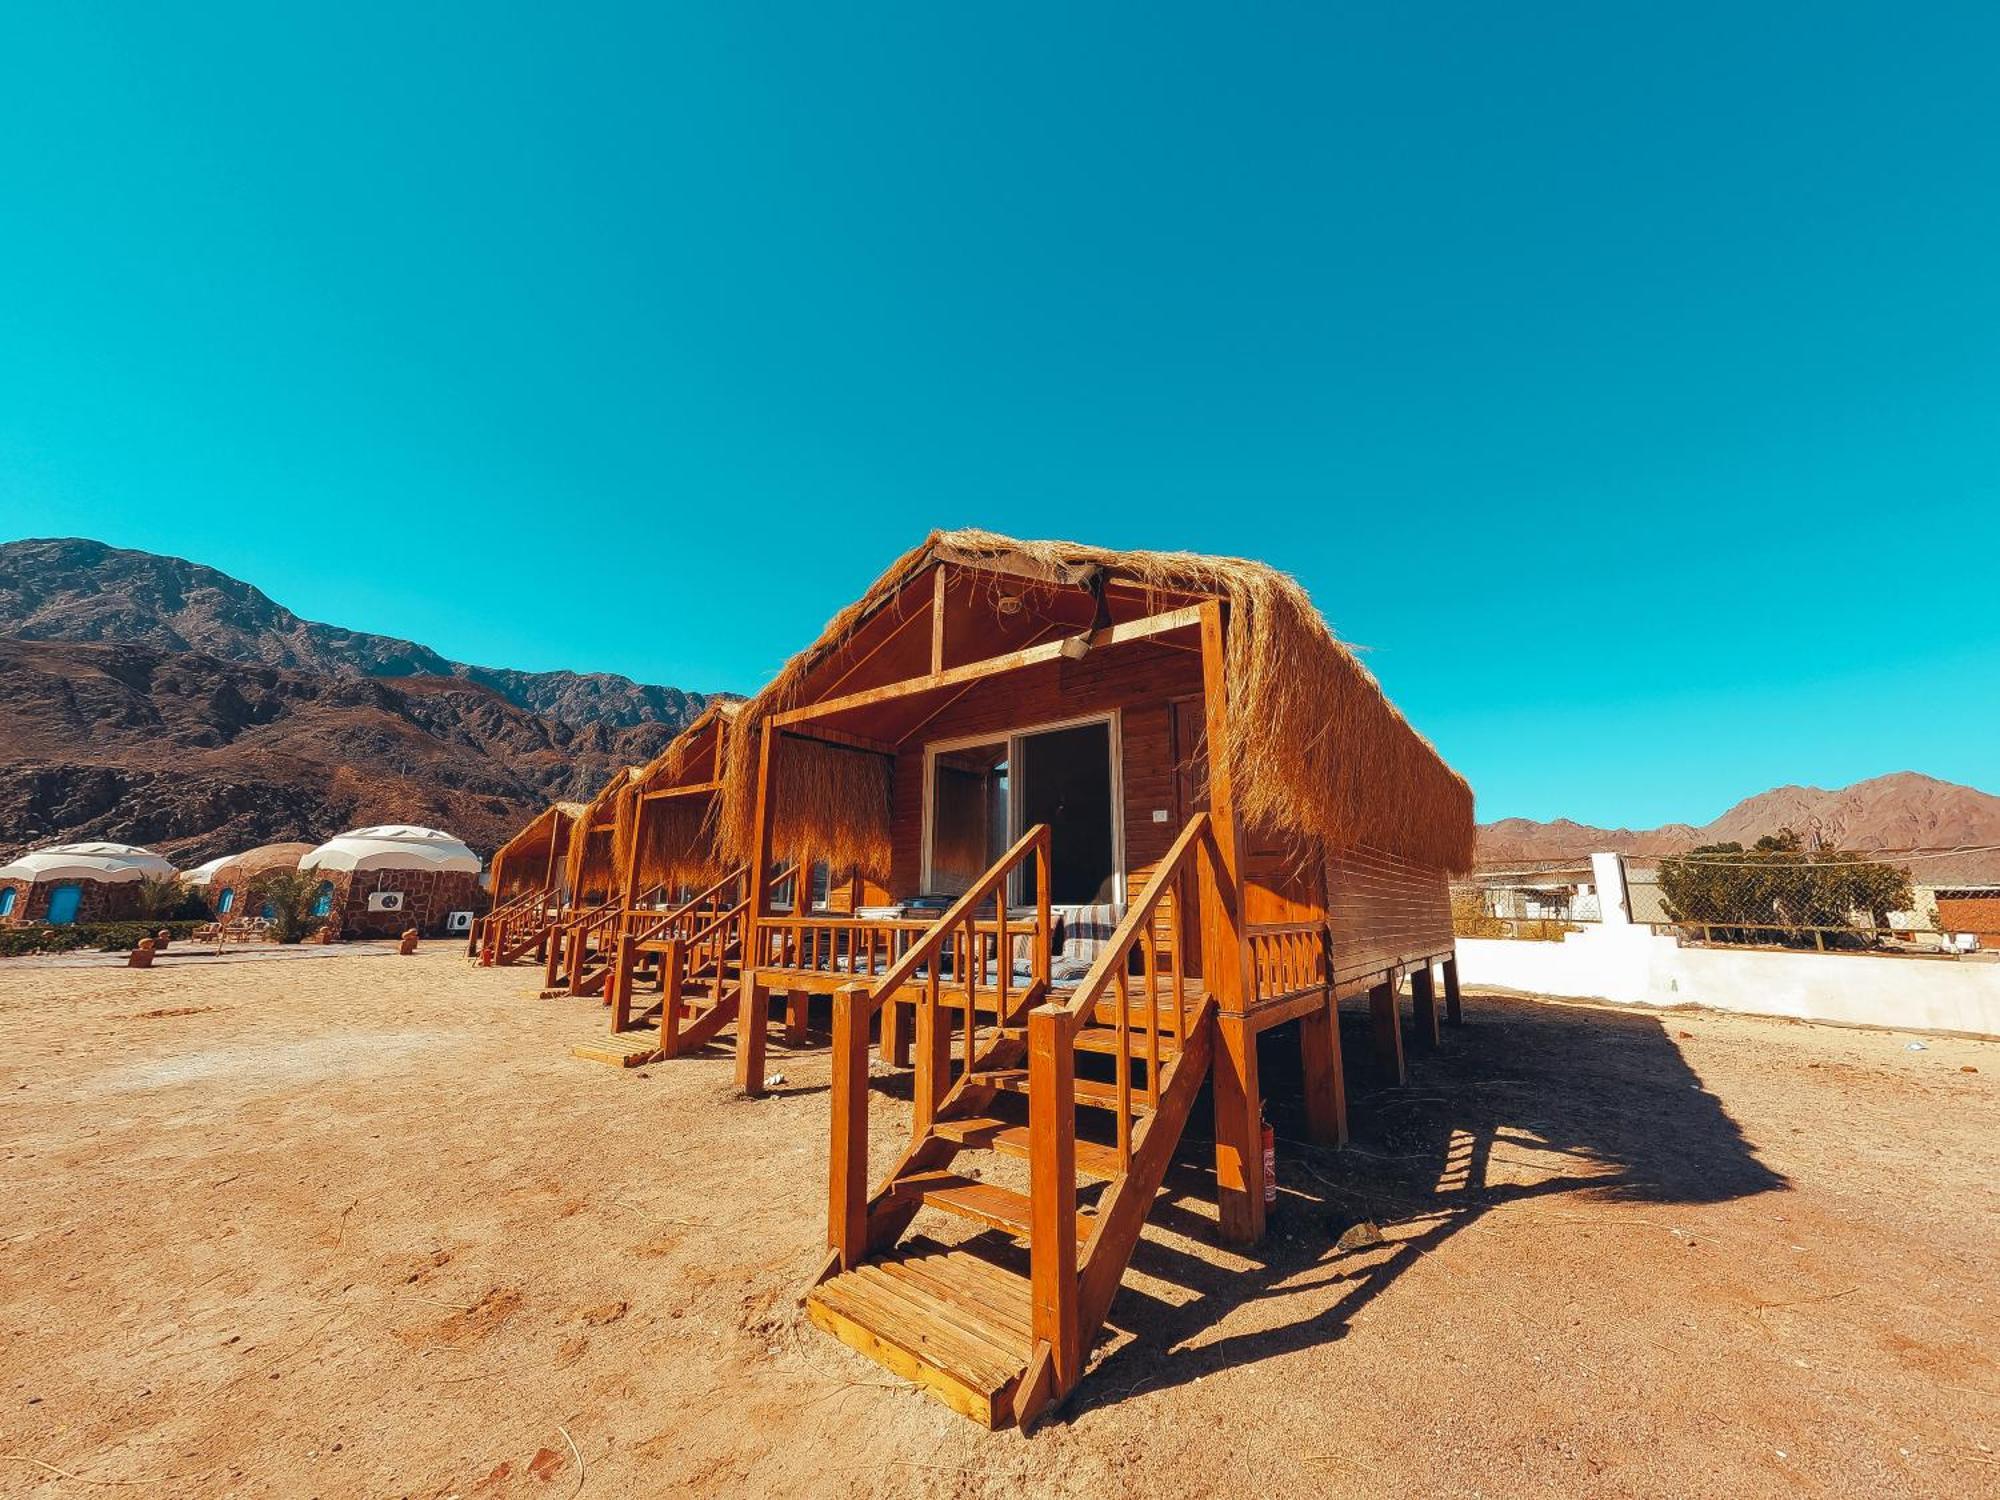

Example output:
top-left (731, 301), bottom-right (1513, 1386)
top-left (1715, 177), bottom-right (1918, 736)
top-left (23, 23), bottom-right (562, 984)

top-left (1195, 599), bottom-right (1262, 1245)
top-left (736, 726), bottom-right (777, 1097)
top-left (1442, 954), bottom-right (1464, 1025)
top-left (768, 606), bottom-right (1204, 727)
top-left (931, 562), bottom-right (947, 673)
top-left (640, 780), bottom-right (723, 802)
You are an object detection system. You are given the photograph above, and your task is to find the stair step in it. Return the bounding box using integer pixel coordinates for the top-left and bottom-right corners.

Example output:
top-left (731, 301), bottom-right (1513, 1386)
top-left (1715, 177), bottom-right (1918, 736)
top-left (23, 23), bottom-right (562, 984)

top-left (805, 1242), bottom-right (1032, 1427)
top-left (995, 1024), bottom-right (1182, 1059)
top-left (889, 1170), bottom-right (1095, 1243)
top-left (931, 1115), bottom-right (1125, 1180)
top-left (970, 1068), bottom-right (1152, 1114)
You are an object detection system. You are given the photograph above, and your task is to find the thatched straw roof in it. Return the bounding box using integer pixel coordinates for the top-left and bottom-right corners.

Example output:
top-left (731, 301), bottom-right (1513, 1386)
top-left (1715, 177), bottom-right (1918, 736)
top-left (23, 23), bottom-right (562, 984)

top-left (611, 703), bottom-right (740, 892)
top-left (720, 529), bottom-right (1475, 875)
top-left (565, 768), bottom-right (637, 899)
top-left (490, 803), bottom-right (583, 900)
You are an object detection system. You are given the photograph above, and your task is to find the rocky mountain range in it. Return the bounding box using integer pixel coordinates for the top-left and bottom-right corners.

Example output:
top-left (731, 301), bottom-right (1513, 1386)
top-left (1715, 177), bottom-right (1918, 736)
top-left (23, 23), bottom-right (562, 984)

top-left (1476, 772), bottom-right (2000, 864)
top-left (0, 538), bottom-right (722, 864)
top-left (0, 538), bottom-right (711, 730)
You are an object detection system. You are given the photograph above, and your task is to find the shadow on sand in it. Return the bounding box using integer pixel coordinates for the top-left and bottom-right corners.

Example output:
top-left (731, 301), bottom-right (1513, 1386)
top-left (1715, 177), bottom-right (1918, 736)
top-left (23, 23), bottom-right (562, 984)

top-left (1048, 989), bottom-right (1790, 1422)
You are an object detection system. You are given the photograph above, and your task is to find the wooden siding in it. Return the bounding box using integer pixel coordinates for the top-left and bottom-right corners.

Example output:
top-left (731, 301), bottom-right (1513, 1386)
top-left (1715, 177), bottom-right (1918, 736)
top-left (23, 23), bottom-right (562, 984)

top-left (1326, 844), bottom-right (1453, 991)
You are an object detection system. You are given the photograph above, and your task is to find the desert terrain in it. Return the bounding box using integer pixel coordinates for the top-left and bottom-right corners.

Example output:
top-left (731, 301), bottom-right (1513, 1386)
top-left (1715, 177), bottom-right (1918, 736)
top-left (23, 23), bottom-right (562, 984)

top-left (2, 947), bottom-right (1995, 1498)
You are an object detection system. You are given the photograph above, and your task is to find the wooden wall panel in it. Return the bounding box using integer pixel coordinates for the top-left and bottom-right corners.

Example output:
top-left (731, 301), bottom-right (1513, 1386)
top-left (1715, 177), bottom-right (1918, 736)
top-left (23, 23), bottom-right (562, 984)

top-left (1327, 844), bottom-right (1453, 991)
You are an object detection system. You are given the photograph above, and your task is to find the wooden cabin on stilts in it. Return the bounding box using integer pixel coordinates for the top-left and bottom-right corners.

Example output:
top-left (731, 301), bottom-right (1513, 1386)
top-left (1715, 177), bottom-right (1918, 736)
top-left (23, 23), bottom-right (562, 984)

top-left (572, 703), bottom-right (810, 1065)
top-left (716, 530), bottom-right (1474, 1428)
top-left (474, 801), bottom-right (583, 964)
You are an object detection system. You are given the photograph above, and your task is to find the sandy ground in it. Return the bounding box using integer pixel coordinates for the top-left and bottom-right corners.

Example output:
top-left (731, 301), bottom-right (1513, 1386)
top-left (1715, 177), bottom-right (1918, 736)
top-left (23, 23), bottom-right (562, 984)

top-left (1, 947), bottom-right (1995, 1499)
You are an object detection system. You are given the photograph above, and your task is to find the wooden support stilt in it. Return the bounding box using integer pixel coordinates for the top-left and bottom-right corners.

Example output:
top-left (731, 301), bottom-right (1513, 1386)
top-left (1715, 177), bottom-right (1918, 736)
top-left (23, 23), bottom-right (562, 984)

top-left (1213, 1010), bottom-right (1264, 1242)
top-left (829, 985), bottom-right (870, 1270)
top-left (1410, 964), bottom-right (1440, 1050)
top-left (658, 939), bottom-right (684, 1056)
top-left (880, 996), bottom-right (911, 1068)
top-left (1194, 599), bottom-right (1262, 1245)
top-left (1299, 987), bottom-right (1348, 1147)
top-left (1442, 954), bottom-right (1463, 1025)
top-left (736, 981), bottom-right (769, 1095)
top-left (785, 990), bottom-right (809, 1046)
top-left (609, 934), bottom-right (636, 1032)
top-left (913, 991), bottom-right (949, 1135)
top-left (1368, 978), bottom-right (1406, 1086)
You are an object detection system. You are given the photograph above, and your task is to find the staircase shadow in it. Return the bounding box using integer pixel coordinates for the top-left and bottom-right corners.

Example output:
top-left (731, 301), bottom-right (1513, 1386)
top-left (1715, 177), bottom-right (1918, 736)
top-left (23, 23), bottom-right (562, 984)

top-left (1058, 990), bottom-right (1789, 1423)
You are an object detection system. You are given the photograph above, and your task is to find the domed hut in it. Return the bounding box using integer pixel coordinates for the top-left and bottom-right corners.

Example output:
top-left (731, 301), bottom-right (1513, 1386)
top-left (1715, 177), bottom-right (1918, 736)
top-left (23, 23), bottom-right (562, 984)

top-left (204, 842), bottom-right (318, 921)
top-left (0, 842), bottom-right (177, 926)
top-left (299, 825), bottom-right (485, 939)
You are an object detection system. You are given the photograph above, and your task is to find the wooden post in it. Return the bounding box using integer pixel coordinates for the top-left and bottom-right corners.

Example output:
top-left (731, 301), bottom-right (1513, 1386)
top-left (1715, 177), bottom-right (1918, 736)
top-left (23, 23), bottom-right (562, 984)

top-left (1368, 977), bottom-right (1406, 1086)
top-left (1196, 600), bottom-right (1262, 1244)
top-left (912, 990), bottom-right (949, 1135)
top-left (609, 933), bottom-right (636, 1032)
top-left (1299, 987), bottom-right (1348, 1148)
top-left (829, 984), bottom-right (870, 1269)
top-left (880, 997), bottom-right (911, 1068)
top-left (785, 990), bottom-right (809, 1046)
top-left (1442, 953), bottom-right (1463, 1026)
top-left (1027, 1006), bottom-right (1079, 1396)
top-left (736, 725), bottom-right (778, 1097)
top-left (658, 939), bottom-right (684, 1056)
top-left (544, 922), bottom-right (563, 989)
top-left (1410, 963), bottom-right (1440, 1050)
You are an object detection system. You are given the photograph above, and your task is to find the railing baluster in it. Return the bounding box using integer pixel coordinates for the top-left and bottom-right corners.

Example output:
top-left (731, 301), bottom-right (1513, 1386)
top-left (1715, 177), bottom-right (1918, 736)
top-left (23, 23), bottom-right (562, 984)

top-left (1142, 915), bottom-right (1160, 1110)
top-left (1115, 966), bottom-right (1131, 1170)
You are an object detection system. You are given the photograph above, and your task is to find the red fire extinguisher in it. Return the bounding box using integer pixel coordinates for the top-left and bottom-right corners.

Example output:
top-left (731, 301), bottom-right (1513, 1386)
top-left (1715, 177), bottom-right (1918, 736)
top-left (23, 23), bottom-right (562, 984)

top-left (1262, 1114), bottom-right (1277, 1208)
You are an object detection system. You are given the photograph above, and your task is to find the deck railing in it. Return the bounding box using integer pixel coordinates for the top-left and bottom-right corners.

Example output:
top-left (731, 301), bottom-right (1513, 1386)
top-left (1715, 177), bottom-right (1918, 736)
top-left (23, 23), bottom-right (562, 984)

top-left (477, 886), bottom-right (562, 964)
top-left (1248, 919), bottom-right (1328, 1005)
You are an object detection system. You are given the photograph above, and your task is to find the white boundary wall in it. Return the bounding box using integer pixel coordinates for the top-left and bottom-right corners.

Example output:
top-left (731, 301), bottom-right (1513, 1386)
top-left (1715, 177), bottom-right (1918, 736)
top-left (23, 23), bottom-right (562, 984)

top-left (1457, 851), bottom-right (2000, 1037)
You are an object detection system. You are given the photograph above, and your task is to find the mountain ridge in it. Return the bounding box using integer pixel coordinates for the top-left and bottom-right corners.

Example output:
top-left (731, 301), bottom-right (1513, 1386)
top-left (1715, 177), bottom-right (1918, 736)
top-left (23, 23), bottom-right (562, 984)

top-left (0, 536), bottom-right (720, 731)
top-left (1477, 772), bottom-right (2000, 862)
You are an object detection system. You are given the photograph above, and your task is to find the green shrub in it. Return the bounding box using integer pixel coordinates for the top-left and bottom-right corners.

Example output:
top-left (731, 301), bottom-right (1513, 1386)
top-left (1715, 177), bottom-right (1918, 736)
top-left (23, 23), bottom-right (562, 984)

top-left (0, 921), bottom-right (204, 958)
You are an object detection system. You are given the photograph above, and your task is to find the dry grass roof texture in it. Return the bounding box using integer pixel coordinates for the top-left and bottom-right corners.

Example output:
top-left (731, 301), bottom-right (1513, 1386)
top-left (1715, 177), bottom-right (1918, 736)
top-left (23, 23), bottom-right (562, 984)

top-left (720, 529), bottom-right (1475, 875)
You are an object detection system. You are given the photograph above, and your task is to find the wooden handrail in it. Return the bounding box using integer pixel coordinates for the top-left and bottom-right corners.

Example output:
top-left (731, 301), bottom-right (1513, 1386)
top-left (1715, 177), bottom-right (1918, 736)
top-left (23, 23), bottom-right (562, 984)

top-left (1026, 809), bottom-right (1217, 1402)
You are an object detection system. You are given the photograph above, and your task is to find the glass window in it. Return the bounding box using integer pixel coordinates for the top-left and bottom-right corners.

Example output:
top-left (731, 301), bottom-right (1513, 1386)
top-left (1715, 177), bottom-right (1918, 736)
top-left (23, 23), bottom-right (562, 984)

top-left (312, 881), bottom-right (334, 917)
top-left (0, 887), bottom-right (15, 918)
top-left (218, 887), bottom-right (235, 914)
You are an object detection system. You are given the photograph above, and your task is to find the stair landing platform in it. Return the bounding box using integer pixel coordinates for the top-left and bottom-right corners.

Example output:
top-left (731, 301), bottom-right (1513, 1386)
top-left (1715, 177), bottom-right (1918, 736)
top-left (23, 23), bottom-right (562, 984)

top-left (805, 1237), bottom-right (1035, 1428)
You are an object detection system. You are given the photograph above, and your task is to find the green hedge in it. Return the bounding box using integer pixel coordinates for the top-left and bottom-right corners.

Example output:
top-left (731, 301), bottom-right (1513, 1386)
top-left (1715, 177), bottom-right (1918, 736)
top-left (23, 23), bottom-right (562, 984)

top-left (0, 921), bottom-right (205, 958)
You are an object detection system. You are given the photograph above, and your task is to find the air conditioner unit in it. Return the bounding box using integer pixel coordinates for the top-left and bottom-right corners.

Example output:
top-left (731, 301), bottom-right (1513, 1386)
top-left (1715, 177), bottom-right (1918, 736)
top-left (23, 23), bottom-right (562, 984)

top-left (368, 891), bottom-right (406, 913)
top-left (445, 910), bottom-right (474, 934)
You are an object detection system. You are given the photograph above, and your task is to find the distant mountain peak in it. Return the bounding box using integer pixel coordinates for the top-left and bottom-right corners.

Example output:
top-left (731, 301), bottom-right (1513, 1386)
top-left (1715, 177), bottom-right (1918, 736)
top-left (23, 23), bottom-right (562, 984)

top-left (0, 536), bottom-right (724, 731)
top-left (1478, 772), bottom-right (2000, 863)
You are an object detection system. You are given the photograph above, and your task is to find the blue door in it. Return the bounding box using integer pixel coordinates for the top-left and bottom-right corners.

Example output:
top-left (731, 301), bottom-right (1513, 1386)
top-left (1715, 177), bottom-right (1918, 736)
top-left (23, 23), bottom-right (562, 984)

top-left (46, 884), bottom-right (83, 925)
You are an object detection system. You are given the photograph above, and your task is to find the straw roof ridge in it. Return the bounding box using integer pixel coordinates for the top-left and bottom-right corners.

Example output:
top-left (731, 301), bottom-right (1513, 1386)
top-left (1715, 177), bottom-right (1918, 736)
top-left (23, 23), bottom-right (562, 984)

top-left (720, 529), bottom-right (1475, 875)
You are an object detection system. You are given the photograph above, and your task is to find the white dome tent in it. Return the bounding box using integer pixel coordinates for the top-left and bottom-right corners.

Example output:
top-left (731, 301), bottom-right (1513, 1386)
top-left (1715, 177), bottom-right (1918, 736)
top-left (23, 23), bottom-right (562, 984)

top-left (0, 842), bottom-right (177, 926)
top-left (298, 825), bottom-right (486, 939)
top-left (300, 825), bottom-right (482, 875)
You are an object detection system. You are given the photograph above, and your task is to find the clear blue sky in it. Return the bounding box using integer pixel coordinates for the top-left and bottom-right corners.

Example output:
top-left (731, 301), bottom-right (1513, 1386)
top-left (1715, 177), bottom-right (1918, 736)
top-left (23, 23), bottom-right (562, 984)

top-left (2, 4), bottom-right (1995, 828)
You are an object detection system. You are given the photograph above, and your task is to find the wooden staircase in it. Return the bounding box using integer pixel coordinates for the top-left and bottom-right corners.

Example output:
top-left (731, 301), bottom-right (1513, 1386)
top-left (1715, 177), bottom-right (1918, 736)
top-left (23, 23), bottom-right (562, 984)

top-left (473, 887), bottom-right (564, 967)
top-left (807, 814), bottom-right (1225, 1428)
top-left (577, 866), bottom-right (796, 1066)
